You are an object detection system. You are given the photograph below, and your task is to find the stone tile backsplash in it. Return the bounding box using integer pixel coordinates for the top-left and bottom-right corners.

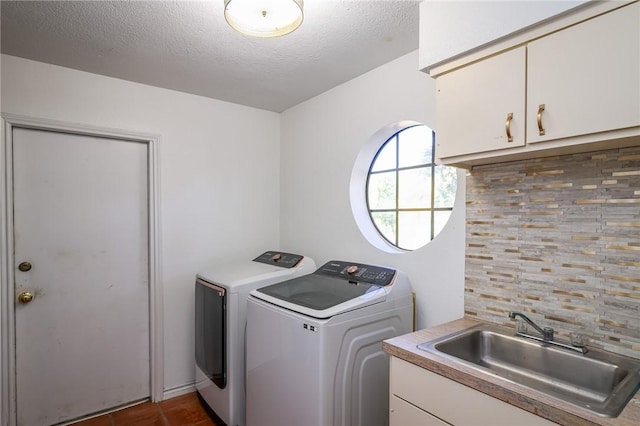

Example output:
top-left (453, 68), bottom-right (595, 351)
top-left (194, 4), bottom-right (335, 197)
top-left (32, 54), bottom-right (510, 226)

top-left (465, 146), bottom-right (640, 358)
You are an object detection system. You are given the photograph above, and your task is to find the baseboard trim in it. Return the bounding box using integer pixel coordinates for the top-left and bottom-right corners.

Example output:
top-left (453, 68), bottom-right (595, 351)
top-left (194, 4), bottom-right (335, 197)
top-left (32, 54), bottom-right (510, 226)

top-left (163, 383), bottom-right (196, 401)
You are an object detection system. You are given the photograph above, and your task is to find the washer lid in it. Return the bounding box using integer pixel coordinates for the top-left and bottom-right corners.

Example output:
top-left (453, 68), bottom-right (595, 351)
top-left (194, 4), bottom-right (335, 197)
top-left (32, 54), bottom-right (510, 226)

top-left (251, 260), bottom-right (396, 318)
top-left (196, 252), bottom-right (316, 293)
top-left (256, 274), bottom-right (382, 311)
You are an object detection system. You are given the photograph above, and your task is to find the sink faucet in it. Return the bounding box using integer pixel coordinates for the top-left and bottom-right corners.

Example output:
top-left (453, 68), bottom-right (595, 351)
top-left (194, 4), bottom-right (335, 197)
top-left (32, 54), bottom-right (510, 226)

top-left (508, 311), bottom-right (554, 340)
top-left (508, 311), bottom-right (587, 354)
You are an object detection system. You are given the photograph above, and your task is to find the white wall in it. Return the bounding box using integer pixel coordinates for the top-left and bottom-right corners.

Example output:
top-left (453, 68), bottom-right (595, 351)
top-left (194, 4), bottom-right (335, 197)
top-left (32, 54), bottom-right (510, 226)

top-left (419, 0), bottom-right (589, 71)
top-left (1, 54), bottom-right (281, 393)
top-left (280, 51), bottom-right (466, 329)
top-left (1, 49), bottom-right (467, 395)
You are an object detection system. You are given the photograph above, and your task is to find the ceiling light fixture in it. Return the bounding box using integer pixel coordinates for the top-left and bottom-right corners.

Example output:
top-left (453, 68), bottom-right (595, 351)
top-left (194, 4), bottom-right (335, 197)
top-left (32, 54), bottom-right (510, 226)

top-left (224, 0), bottom-right (304, 38)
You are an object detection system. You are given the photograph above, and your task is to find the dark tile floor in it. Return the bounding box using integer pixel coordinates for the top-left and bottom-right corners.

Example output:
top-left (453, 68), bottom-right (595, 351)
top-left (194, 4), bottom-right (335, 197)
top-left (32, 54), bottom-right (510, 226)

top-left (72, 392), bottom-right (219, 426)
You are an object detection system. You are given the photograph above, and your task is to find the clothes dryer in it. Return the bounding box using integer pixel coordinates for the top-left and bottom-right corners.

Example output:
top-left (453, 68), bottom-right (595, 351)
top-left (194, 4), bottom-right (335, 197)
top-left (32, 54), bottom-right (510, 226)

top-left (195, 251), bottom-right (315, 426)
top-left (245, 260), bottom-right (413, 426)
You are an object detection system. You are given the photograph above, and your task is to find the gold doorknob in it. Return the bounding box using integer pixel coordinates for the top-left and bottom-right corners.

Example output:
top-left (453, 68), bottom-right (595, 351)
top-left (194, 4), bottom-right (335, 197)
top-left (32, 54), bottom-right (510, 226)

top-left (17, 292), bottom-right (34, 304)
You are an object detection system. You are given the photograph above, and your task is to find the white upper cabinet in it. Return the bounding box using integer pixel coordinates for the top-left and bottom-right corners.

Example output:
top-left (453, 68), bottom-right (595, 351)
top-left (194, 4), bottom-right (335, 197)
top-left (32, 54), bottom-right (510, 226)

top-left (419, 0), bottom-right (589, 73)
top-left (436, 47), bottom-right (526, 158)
top-left (526, 3), bottom-right (640, 144)
top-left (432, 1), bottom-right (640, 167)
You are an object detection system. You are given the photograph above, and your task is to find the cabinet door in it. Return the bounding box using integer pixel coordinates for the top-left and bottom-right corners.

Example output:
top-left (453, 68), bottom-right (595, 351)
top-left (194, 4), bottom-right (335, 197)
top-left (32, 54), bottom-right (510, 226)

top-left (390, 395), bottom-right (449, 426)
top-left (527, 2), bottom-right (640, 143)
top-left (436, 46), bottom-right (526, 159)
top-left (390, 357), bottom-right (556, 426)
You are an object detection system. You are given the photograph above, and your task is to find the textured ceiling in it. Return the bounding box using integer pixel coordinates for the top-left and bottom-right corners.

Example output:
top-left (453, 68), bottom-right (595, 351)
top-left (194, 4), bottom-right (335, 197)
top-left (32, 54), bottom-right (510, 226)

top-left (1, 0), bottom-right (420, 112)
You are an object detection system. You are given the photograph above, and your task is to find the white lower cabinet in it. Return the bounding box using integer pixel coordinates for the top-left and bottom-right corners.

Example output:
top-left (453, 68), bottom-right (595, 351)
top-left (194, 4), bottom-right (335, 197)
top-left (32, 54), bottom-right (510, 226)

top-left (390, 394), bottom-right (449, 426)
top-left (389, 357), bottom-right (557, 426)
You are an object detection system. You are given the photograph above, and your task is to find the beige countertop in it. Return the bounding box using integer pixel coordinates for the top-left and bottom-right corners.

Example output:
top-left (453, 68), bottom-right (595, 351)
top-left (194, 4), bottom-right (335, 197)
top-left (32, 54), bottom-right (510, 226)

top-left (383, 318), bottom-right (640, 426)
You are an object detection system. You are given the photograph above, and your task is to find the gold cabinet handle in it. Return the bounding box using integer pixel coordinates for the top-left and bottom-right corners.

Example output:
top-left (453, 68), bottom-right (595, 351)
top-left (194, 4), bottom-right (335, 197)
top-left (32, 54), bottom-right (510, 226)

top-left (537, 104), bottom-right (546, 136)
top-left (505, 113), bottom-right (514, 142)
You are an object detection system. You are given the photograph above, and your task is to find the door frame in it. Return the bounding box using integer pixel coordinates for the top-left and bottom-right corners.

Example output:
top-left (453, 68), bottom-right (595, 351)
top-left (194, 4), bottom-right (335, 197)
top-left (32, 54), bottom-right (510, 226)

top-left (0, 113), bottom-right (164, 426)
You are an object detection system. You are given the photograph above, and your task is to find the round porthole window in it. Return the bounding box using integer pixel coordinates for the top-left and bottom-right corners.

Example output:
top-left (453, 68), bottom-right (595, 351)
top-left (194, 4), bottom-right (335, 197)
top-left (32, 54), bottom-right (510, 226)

top-left (350, 121), bottom-right (457, 253)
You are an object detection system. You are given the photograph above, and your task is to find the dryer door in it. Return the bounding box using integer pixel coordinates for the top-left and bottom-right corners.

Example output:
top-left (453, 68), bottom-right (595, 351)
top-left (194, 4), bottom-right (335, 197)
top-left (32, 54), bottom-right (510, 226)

top-left (195, 278), bottom-right (226, 388)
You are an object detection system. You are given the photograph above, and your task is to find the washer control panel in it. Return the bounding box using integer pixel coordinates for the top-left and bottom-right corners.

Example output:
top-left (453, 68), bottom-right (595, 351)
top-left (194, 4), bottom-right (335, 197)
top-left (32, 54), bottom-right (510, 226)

top-left (253, 251), bottom-right (303, 268)
top-left (317, 260), bottom-right (396, 286)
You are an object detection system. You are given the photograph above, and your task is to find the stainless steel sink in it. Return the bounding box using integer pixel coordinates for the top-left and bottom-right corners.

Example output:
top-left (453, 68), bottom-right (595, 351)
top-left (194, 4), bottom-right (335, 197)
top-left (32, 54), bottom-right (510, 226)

top-left (417, 324), bottom-right (640, 417)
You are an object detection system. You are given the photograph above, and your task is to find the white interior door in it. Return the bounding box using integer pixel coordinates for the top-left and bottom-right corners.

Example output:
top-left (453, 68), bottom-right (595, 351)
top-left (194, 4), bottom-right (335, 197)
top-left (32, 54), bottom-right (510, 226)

top-left (12, 128), bottom-right (150, 425)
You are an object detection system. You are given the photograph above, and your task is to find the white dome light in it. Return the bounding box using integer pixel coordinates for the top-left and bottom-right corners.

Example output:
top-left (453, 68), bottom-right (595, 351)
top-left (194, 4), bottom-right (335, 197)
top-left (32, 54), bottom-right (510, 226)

top-left (224, 0), bottom-right (304, 38)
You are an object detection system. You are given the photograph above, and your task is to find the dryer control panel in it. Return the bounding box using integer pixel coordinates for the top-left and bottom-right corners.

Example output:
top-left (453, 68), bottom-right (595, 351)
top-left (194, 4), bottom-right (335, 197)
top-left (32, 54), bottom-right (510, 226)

top-left (253, 251), bottom-right (303, 268)
top-left (317, 260), bottom-right (396, 286)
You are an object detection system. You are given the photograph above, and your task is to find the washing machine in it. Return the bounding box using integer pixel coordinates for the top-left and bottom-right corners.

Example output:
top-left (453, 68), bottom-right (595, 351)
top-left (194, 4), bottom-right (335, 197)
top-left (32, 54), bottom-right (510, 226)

top-left (245, 260), bottom-right (413, 426)
top-left (195, 251), bottom-right (315, 426)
